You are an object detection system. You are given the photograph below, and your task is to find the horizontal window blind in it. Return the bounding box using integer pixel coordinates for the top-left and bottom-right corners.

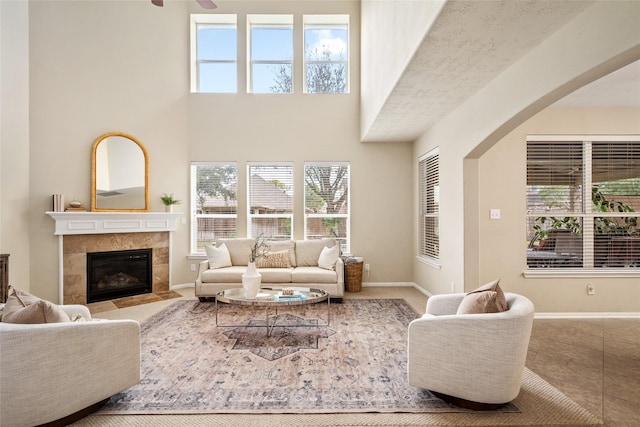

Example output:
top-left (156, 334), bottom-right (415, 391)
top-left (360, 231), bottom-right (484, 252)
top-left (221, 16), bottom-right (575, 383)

top-left (419, 149), bottom-right (439, 261)
top-left (304, 162), bottom-right (350, 252)
top-left (190, 162), bottom-right (238, 254)
top-left (248, 163), bottom-right (294, 239)
top-left (526, 137), bottom-right (640, 270)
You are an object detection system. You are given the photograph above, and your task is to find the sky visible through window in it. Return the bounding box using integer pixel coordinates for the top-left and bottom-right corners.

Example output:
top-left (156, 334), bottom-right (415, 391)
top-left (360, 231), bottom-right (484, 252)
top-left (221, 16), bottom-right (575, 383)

top-left (197, 22), bottom-right (347, 93)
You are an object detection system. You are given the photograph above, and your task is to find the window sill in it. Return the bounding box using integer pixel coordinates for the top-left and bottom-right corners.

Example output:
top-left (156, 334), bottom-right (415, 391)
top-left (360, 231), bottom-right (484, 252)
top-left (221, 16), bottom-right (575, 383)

top-left (417, 256), bottom-right (441, 270)
top-left (524, 268), bottom-right (640, 278)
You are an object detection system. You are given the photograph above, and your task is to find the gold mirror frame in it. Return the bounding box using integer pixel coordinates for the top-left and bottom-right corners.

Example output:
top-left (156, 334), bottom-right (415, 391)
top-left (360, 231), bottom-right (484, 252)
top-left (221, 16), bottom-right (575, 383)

top-left (91, 132), bottom-right (150, 212)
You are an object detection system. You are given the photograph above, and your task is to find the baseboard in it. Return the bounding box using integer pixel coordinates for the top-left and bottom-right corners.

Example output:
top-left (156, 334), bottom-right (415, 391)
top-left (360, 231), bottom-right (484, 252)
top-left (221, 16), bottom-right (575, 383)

top-left (534, 312), bottom-right (640, 319)
top-left (171, 283), bottom-right (195, 290)
top-left (363, 282), bottom-right (433, 297)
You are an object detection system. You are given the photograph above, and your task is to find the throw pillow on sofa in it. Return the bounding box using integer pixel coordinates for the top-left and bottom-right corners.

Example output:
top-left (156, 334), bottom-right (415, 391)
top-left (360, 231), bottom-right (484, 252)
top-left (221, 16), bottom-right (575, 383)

top-left (2, 288), bottom-right (71, 324)
top-left (296, 238), bottom-right (336, 267)
top-left (456, 278), bottom-right (507, 315)
top-left (205, 243), bottom-right (233, 269)
top-left (256, 250), bottom-right (291, 268)
top-left (318, 245), bottom-right (340, 270)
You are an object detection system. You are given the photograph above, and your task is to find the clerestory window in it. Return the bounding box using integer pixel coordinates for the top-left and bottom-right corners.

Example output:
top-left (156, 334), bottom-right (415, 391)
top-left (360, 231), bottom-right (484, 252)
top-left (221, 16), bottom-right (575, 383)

top-left (303, 15), bottom-right (349, 94)
top-left (248, 15), bottom-right (293, 94)
top-left (526, 136), bottom-right (640, 271)
top-left (191, 14), bottom-right (238, 93)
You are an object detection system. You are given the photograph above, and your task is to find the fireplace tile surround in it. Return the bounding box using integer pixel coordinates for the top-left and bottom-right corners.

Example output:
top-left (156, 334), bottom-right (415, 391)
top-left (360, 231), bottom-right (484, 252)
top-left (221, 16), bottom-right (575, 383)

top-left (46, 212), bottom-right (181, 304)
top-left (63, 232), bottom-right (168, 304)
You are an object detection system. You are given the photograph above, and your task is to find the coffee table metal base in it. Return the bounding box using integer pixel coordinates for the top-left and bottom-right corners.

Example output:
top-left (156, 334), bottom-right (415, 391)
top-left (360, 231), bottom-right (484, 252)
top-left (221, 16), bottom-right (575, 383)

top-left (214, 288), bottom-right (330, 337)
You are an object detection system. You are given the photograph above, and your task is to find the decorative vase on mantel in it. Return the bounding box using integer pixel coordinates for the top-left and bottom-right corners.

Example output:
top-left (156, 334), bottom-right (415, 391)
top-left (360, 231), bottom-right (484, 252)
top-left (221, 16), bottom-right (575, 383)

top-left (242, 261), bottom-right (261, 299)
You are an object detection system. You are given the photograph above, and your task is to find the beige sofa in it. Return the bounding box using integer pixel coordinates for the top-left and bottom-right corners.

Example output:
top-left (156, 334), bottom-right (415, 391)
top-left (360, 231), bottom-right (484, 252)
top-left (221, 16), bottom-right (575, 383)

top-left (0, 303), bottom-right (140, 427)
top-left (195, 237), bottom-right (344, 300)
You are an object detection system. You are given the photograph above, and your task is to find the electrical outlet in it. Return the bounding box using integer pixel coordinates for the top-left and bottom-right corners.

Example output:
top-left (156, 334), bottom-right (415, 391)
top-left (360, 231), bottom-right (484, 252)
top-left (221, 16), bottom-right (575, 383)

top-left (451, 282), bottom-right (455, 292)
top-left (190, 263), bottom-right (196, 272)
top-left (587, 283), bottom-right (595, 295)
top-left (364, 263), bottom-right (370, 272)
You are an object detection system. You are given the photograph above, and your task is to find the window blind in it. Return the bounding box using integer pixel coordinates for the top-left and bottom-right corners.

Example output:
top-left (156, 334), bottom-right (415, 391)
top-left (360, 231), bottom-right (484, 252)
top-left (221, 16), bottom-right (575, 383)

top-left (304, 162), bottom-right (350, 252)
top-left (526, 137), bottom-right (640, 270)
top-left (247, 163), bottom-right (294, 239)
top-left (190, 162), bottom-right (238, 254)
top-left (419, 149), bottom-right (439, 261)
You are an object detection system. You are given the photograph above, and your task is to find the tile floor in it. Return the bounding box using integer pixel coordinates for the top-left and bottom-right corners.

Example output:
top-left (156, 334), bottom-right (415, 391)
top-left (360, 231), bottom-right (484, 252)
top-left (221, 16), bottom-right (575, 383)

top-left (91, 285), bottom-right (640, 426)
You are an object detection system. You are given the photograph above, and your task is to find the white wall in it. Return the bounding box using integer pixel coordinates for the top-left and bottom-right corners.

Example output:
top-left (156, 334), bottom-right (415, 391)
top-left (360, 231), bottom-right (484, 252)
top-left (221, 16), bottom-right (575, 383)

top-left (413, 0), bottom-right (640, 312)
top-left (16, 0), bottom-right (413, 302)
top-left (0, 0), bottom-right (30, 292)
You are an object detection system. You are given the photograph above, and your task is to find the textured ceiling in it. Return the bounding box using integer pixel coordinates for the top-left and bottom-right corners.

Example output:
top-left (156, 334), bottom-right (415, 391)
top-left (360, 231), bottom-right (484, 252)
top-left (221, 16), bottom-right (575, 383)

top-left (361, 0), bottom-right (596, 143)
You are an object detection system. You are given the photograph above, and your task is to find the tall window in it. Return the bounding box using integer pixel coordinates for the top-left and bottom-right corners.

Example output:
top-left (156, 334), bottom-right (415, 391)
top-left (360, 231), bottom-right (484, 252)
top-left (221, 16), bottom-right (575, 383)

top-left (303, 15), bottom-right (349, 94)
top-left (248, 15), bottom-right (293, 94)
top-left (190, 162), bottom-right (238, 254)
top-left (419, 149), bottom-right (439, 263)
top-left (304, 162), bottom-right (350, 252)
top-left (526, 136), bottom-right (640, 270)
top-left (191, 14), bottom-right (237, 93)
top-left (247, 163), bottom-right (294, 239)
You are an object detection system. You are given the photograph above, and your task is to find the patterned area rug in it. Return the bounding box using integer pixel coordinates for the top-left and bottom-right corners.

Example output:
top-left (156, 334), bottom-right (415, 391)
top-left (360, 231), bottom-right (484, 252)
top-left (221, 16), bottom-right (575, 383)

top-left (99, 299), bottom-right (519, 414)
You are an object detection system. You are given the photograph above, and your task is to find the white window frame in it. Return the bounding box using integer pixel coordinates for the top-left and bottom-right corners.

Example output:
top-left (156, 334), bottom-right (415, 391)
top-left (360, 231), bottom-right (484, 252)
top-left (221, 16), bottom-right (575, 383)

top-left (304, 161), bottom-right (350, 253)
top-left (303, 14), bottom-right (349, 94)
top-left (525, 135), bottom-right (640, 277)
top-left (247, 162), bottom-right (294, 239)
top-left (247, 14), bottom-right (294, 94)
top-left (190, 14), bottom-right (238, 93)
top-left (190, 162), bottom-right (238, 255)
top-left (418, 148), bottom-right (440, 267)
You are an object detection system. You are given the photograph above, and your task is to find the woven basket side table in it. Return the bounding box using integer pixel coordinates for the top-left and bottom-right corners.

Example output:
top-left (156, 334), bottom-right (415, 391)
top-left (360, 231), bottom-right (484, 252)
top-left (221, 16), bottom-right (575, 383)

top-left (344, 261), bottom-right (363, 292)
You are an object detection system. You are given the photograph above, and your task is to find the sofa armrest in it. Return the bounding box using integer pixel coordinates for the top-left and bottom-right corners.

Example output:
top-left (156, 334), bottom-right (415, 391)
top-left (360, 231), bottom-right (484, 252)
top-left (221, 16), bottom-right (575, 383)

top-left (0, 319), bottom-right (140, 427)
top-left (336, 257), bottom-right (344, 284)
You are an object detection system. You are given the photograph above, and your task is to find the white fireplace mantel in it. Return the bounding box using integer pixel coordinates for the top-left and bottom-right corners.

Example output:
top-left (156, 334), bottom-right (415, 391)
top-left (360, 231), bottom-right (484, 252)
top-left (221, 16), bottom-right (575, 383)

top-left (46, 211), bottom-right (181, 235)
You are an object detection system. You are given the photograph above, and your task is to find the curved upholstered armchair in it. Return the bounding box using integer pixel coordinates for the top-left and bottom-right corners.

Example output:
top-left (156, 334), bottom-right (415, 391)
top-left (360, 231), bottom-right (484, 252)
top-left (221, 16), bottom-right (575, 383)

top-left (1, 304), bottom-right (140, 426)
top-left (407, 292), bottom-right (535, 408)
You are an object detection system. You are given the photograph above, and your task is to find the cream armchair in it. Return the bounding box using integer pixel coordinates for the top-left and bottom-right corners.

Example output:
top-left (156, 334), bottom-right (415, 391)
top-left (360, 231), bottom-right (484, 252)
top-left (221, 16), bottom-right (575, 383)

top-left (407, 292), bottom-right (535, 408)
top-left (0, 304), bottom-right (140, 427)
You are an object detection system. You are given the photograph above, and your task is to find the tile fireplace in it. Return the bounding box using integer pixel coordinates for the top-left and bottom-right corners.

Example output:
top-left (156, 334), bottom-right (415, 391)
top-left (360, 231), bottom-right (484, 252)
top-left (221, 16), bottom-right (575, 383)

top-left (47, 212), bottom-right (181, 304)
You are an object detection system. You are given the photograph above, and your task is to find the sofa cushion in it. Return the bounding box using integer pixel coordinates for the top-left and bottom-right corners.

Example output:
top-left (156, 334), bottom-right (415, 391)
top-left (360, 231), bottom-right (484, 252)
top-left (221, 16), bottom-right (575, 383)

top-left (2, 288), bottom-right (71, 324)
top-left (201, 266), bottom-right (247, 283)
top-left (266, 240), bottom-right (297, 267)
top-left (216, 238), bottom-right (254, 266)
top-left (205, 243), bottom-right (232, 269)
top-left (456, 279), bottom-right (507, 315)
top-left (256, 250), bottom-right (291, 268)
top-left (295, 238), bottom-right (335, 267)
top-left (291, 266), bottom-right (338, 284)
top-left (258, 268), bottom-right (294, 283)
top-left (318, 245), bottom-right (340, 270)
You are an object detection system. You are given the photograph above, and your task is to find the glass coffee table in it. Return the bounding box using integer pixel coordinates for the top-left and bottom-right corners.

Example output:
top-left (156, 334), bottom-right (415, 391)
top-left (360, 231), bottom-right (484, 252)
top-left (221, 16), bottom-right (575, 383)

top-left (214, 287), bottom-right (330, 336)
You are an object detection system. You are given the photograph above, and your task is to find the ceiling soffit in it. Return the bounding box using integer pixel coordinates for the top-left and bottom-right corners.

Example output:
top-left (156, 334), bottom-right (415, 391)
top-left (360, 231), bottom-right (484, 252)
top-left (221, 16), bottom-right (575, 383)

top-left (361, 0), bottom-right (594, 143)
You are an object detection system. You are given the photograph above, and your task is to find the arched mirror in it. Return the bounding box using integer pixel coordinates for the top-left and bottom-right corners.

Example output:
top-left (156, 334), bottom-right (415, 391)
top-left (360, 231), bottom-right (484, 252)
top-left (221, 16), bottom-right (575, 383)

top-left (91, 132), bottom-right (149, 212)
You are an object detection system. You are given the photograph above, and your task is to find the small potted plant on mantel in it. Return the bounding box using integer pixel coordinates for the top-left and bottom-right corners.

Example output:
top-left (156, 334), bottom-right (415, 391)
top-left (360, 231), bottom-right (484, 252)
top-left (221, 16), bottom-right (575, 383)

top-left (160, 193), bottom-right (181, 212)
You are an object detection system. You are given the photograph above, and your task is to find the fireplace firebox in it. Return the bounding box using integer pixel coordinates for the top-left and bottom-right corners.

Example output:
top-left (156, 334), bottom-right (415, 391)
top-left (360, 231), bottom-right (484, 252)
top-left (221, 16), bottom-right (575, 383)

top-left (86, 248), bottom-right (152, 303)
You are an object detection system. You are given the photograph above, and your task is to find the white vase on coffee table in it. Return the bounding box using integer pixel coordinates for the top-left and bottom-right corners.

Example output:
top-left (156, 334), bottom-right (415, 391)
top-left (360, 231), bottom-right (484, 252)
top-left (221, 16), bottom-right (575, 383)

top-left (242, 261), bottom-right (261, 299)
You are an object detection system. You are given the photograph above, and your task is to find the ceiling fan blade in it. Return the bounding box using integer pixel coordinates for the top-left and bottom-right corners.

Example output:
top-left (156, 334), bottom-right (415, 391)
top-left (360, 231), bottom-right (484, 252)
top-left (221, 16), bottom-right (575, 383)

top-left (196, 0), bottom-right (217, 9)
top-left (151, 0), bottom-right (164, 6)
